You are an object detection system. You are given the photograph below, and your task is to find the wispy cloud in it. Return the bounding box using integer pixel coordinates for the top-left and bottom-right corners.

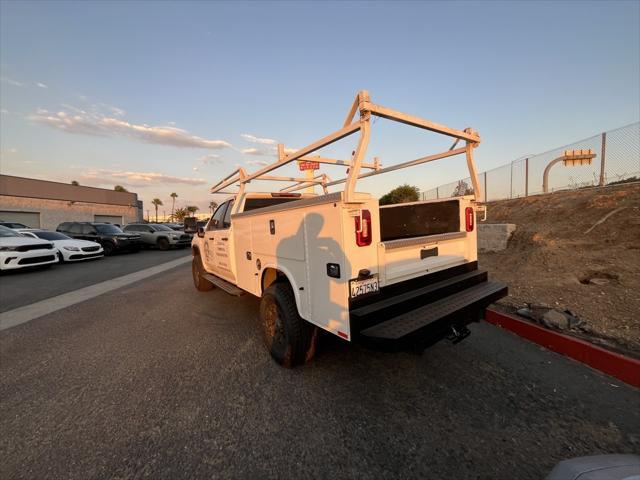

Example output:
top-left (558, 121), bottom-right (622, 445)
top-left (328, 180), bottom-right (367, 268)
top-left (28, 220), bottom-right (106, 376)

top-left (1, 76), bottom-right (23, 87)
top-left (36, 82), bottom-right (48, 89)
top-left (198, 154), bottom-right (221, 164)
top-left (30, 106), bottom-right (232, 150)
top-left (246, 159), bottom-right (269, 166)
top-left (241, 133), bottom-right (277, 145)
top-left (82, 168), bottom-right (208, 187)
top-left (241, 147), bottom-right (270, 156)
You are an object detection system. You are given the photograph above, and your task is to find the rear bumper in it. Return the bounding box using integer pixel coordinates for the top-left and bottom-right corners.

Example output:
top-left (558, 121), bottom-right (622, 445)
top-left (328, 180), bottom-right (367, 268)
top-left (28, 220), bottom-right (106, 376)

top-left (350, 262), bottom-right (507, 350)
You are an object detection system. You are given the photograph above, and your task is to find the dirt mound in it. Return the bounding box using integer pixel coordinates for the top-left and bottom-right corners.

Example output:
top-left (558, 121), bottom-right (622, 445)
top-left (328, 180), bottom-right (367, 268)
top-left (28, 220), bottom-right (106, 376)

top-left (479, 183), bottom-right (640, 356)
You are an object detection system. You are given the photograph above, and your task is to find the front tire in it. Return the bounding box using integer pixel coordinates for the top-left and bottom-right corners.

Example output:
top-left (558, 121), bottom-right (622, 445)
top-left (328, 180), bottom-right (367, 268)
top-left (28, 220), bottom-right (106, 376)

top-left (102, 241), bottom-right (115, 256)
top-left (192, 255), bottom-right (214, 291)
top-left (259, 282), bottom-right (317, 367)
top-left (158, 238), bottom-right (170, 251)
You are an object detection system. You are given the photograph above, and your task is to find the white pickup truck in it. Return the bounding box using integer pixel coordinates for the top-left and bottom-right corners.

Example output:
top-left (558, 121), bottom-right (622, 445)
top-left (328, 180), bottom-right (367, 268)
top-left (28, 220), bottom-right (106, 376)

top-left (190, 91), bottom-right (507, 366)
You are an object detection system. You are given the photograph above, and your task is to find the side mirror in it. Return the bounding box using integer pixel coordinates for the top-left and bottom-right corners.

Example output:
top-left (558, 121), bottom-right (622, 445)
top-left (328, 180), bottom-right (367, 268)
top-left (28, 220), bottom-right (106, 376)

top-left (197, 226), bottom-right (205, 238)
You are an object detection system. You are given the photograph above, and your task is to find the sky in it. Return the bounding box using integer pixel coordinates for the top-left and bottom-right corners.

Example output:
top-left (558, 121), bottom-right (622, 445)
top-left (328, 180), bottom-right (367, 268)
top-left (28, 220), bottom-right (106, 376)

top-left (1, 0), bottom-right (638, 213)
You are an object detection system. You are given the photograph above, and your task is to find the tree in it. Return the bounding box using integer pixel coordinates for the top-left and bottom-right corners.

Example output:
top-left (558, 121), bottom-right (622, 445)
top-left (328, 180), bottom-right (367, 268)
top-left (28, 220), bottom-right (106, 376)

top-left (71, 180), bottom-right (80, 186)
top-left (173, 208), bottom-right (188, 221)
top-left (452, 180), bottom-right (474, 197)
top-left (379, 184), bottom-right (420, 205)
top-left (170, 192), bottom-right (178, 219)
top-left (114, 185), bottom-right (128, 192)
top-left (186, 205), bottom-right (199, 217)
top-left (209, 201), bottom-right (218, 214)
top-left (151, 198), bottom-right (163, 222)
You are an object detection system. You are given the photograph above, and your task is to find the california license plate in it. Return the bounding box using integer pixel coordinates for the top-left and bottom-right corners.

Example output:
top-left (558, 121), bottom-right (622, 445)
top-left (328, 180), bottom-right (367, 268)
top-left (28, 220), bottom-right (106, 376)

top-left (349, 275), bottom-right (379, 299)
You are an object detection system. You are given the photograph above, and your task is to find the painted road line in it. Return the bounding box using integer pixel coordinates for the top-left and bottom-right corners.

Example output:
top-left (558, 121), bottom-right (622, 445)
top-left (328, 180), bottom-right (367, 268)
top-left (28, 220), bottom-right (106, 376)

top-left (0, 255), bottom-right (192, 331)
top-left (486, 308), bottom-right (640, 388)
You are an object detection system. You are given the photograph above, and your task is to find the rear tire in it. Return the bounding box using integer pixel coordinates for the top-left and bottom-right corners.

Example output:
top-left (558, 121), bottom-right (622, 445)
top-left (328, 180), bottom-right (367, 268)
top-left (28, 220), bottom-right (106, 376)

top-left (158, 238), bottom-right (170, 251)
top-left (192, 255), bottom-right (214, 291)
top-left (259, 282), bottom-right (317, 367)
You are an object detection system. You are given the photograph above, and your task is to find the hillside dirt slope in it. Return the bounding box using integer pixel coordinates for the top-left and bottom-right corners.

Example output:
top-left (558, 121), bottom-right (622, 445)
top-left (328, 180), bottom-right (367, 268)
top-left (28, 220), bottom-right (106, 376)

top-left (479, 182), bottom-right (640, 357)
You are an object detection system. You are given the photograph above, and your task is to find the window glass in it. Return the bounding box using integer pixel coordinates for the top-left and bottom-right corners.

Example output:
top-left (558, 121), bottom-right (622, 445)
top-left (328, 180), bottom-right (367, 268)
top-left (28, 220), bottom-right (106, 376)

top-left (0, 225), bottom-right (20, 237)
top-left (208, 203), bottom-right (228, 231)
top-left (223, 200), bottom-right (234, 228)
top-left (95, 224), bottom-right (124, 234)
top-left (81, 224), bottom-right (96, 234)
top-left (34, 231), bottom-right (69, 240)
top-left (69, 224), bottom-right (83, 234)
top-left (124, 225), bottom-right (138, 232)
top-left (152, 224), bottom-right (173, 231)
top-left (243, 197), bottom-right (301, 211)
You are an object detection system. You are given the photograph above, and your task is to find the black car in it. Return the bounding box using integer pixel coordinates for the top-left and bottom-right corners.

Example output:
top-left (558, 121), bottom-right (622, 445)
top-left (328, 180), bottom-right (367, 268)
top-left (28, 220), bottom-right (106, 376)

top-left (56, 222), bottom-right (142, 255)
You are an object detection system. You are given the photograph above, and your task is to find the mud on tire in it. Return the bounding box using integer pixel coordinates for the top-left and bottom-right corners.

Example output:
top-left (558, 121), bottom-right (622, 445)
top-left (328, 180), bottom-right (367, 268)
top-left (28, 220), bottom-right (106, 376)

top-left (192, 255), bottom-right (214, 291)
top-left (259, 282), bottom-right (317, 367)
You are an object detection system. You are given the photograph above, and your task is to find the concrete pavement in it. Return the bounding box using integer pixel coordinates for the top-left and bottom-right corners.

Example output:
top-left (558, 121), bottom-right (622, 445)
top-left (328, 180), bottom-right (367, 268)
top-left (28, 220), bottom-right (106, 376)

top-left (1, 264), bottom-right (638, 479)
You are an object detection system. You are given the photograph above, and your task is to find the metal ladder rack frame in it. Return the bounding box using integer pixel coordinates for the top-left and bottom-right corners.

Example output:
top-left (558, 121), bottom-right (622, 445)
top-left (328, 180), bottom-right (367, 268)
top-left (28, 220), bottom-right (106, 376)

top-left (210, 90), bottom-right (482, 211)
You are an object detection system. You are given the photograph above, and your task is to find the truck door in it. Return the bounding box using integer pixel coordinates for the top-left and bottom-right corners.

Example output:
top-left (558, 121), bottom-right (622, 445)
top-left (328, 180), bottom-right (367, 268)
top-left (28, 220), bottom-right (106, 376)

top-left (203, 202), bottom-right (228, 273)
top-left (212, 199), bottom-right (235, 282)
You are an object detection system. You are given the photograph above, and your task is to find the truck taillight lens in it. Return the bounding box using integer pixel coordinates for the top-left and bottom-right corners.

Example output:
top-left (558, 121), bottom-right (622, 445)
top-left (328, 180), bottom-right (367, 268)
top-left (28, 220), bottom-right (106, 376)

top-left (355, 209), bottom-right (372, 246)
top-left (465, 207), bottom-right (474, 232)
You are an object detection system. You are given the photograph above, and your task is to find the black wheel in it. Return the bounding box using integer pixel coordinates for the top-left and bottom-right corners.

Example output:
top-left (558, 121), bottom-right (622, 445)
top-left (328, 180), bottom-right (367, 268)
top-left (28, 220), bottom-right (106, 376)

top-left (192, 255), bottom-right (214, 291)
top-left (102, 241), bottom-right (115, 256)
top-left (158, 238), bottom-right (170, 251)
top-left (259, 282), bottom-right (317, 367)
top-left (57, 251), bottom-right (64, 263)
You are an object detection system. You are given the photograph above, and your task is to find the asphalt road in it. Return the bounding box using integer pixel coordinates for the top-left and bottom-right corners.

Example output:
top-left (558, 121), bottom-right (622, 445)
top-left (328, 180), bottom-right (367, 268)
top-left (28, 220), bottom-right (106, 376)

top-left (0, 248), bottom-right (190, 312)
top-left (1, 264), bottom-right (638, 480)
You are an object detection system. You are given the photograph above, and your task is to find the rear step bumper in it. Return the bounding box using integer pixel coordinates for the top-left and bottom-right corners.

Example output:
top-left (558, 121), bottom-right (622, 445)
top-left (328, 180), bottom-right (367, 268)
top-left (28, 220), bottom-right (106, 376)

top-left (351, 265), bottom-right (507, 350)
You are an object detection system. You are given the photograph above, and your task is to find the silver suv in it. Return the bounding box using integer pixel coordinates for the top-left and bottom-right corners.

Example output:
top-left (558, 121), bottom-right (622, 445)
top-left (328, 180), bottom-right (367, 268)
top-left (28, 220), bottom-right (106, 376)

top-left (123, 223), bottom-right (192, 250)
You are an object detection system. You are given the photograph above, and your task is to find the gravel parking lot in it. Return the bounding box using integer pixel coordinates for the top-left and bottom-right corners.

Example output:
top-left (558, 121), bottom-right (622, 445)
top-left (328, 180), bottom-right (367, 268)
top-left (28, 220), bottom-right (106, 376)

top-left (1, 261), bottom-right (638, 479)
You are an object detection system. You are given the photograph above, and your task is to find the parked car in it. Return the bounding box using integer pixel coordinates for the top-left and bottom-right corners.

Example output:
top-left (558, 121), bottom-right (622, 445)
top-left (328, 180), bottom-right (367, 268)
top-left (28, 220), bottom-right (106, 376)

top-left (18, 229), bottom-right (104, 262)
top-left (165, 223), bottom-right (185, 231)
top-left (56, 222), bottom-right (142, 256)
top-left (0, 221), bottom-right (29, 230)
top-left (123, 223), bottom-right (192, 250)
top-left (0, 225), bottom-right (58, 271)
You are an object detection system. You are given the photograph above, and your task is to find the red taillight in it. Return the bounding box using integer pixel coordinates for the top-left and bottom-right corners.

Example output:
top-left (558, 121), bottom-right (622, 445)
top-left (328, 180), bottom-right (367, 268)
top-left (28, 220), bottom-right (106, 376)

top-left (465, 207), bottom-right (474, 232)
top-left (355, 209), bottom-right (372, 246)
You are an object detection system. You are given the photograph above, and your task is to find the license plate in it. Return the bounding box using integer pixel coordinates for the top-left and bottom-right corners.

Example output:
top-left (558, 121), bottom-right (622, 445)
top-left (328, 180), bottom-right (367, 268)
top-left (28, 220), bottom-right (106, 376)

top-left (349, 275), bottom-right (379, 299)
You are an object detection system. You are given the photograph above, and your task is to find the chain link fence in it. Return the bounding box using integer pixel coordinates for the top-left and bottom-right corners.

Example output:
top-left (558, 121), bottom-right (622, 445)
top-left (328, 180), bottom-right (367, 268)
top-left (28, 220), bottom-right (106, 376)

top-left (421, 122), bottom-right (640, 202)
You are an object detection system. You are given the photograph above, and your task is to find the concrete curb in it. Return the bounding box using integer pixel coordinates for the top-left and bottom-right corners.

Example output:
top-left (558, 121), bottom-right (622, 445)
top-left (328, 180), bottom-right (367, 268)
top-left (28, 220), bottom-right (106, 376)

top-left (485, 309), bottom-right (640, 388)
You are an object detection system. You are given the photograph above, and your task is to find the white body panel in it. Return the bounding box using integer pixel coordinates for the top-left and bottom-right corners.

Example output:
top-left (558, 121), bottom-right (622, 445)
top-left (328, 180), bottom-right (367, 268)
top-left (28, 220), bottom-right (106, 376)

top-left (192, 192), bottom-right (478, 342)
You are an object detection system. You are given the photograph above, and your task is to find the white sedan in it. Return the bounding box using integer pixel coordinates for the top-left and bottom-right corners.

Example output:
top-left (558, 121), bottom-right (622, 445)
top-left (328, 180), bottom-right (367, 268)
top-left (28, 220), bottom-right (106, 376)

top-left (0, 225), bottom-right (58, 271)
top-left (18, 229), bottom-right (104, 263)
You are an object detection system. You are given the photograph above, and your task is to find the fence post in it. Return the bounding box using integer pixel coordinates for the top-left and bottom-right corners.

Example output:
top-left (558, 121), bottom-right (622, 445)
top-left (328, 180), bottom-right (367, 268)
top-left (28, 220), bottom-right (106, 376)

top-left (436, 186), bottom-right (439, 199)
top-left (599, 132), bottom-right (606, 186)
top-left (510, 162), bottom-right (513, 199)
top-left (525, 158), bottom-right (529, 197)
top-left (484, 172), bottom-right (487, 202)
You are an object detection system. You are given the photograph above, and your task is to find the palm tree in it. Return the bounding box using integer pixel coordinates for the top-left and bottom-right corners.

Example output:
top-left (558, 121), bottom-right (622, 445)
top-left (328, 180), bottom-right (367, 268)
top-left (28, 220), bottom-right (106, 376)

top-left (170, 192), bottom-right (178, 219)
top-left (173, 208), bottom-right (188, 221)
top-left (114, 185), bottom-right (128, 192)
top-left (151, 198), bottom-right (163, 222)
top-left (186, 205), bottom-right (199, 217)
top-left (71, 180), bottom-right (79, 186)
top-left (209, 201), bottom-right (218, 214)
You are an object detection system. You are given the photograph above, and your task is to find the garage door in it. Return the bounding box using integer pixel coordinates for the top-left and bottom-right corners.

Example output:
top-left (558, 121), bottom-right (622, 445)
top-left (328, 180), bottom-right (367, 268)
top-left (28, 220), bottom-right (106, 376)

top-left (94, 215), bottom-right (123, 225)
top-left (0, 211), bottom-right (41, 228)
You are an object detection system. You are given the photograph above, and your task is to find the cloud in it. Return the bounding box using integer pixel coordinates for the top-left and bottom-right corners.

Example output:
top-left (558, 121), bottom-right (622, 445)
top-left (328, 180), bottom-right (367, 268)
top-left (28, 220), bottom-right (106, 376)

top-left (198, 154), bottom-right (221, 164)
top-left (241, 147), bottom-right (270, 156)
top-left (1, 76), bottom-right (23, 87)
top-left (246, 159), bottom-right (269, 167)
top-left (36, 82), bottom-right (48, 89)
top-left (29, 106), bottom-right (232, 150)
top-left (82, 168), bottom-right (207, 187)
top-left (241, 133), bottom-right (277, 145)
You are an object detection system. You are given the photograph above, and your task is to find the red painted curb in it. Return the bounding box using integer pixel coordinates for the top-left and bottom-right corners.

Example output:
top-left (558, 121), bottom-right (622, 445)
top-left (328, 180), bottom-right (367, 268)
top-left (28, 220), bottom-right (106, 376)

top-left (485, 309), bottom-right (640, 388)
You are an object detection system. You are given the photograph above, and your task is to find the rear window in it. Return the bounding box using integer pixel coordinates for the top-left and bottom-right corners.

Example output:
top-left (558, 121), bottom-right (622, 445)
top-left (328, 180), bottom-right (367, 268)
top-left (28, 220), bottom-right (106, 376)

top-left (95, 224), bottom-right (123, 234)
top-left (243, 197), bottom-right (301, 212)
